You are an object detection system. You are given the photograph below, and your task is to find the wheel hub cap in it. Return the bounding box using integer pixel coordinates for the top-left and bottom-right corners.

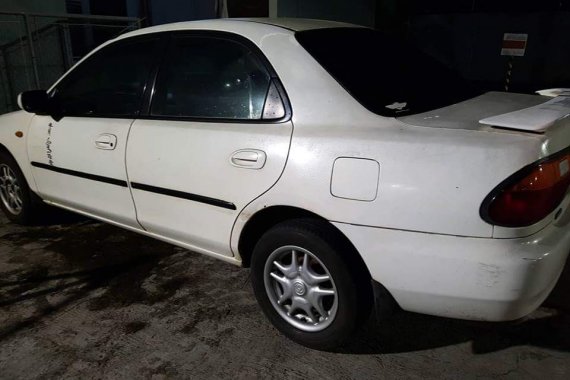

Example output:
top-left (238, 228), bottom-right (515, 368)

top-left (264, 245), bottom-right (338, 332)
top-left (293, 281), bottom-right (306, 296)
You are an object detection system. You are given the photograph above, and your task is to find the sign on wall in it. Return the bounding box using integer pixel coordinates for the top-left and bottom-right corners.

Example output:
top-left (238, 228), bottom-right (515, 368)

top-left (501, 33), bottom-right (528, 56)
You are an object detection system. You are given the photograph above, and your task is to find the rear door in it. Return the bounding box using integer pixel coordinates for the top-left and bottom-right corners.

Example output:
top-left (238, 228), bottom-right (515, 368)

top-left (27, 36), bottom-right (161, 227)
top-left (127, 32), bottom-right (292, 256)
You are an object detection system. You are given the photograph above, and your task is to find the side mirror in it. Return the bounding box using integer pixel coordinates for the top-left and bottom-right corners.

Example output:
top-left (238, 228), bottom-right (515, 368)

top-left (18, 90), bottom-right (51, 114)
top-left (18, 90), bottom-right (63, 121)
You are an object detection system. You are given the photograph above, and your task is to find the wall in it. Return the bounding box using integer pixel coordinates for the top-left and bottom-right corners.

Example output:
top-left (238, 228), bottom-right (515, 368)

top-left (0, 0), bottom-right (67, 45)
top-left (148, 0), bottom-right (216, 25)
top-left (0, 0), bottom-right (66, 13)
top-left (277, 0), bottom-right (375, 27)
top-left (276, 0), bottom-right (570, 92)
top-left (409, 11), bottom-right (570, 92)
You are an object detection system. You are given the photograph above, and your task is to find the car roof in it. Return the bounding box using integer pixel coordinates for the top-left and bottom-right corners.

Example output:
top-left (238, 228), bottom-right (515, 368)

top-left (118, 18), bottom-right (360, 41)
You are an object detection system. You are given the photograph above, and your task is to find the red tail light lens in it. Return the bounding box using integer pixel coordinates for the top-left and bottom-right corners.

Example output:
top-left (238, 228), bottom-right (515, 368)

top-left (481, 148), bottom-right (570, 227)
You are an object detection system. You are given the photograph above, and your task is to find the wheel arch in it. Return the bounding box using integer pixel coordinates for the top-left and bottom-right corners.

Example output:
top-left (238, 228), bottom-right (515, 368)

top-left (237, 205), bottom-right (371, 279)
top-left (239, 205), bottom-right (399, 322)
top-left (0, 141), bottom-right (41, 201)
top-left (0, 143), bottom-right (14, 158)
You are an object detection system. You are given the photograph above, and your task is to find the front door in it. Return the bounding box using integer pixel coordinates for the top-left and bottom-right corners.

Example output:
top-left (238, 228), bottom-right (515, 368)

top-left (127, 32), bottom-right (292, 256)
top-left (27, 36), bottom-right (161, 227)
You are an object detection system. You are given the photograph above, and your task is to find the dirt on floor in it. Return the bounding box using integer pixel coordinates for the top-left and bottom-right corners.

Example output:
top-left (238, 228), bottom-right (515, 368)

top-left (0, 212), bottom-right (569, 379)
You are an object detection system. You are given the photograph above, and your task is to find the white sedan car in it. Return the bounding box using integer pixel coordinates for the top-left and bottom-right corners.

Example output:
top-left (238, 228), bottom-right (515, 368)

top-left (1, 18), bottom-right (569, 349)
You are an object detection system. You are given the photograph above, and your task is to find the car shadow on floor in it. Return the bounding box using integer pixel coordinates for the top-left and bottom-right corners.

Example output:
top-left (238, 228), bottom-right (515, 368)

top-left (342, 257), bottom-right (570, 355)
top-left (0, 219), bottom-right (179, 342)
top-left (32, 205), bottom-right (91, 226)
top-left (1, 216), bottom-right (568, 355)
top-left (0, 260), bottom-right (144, 340)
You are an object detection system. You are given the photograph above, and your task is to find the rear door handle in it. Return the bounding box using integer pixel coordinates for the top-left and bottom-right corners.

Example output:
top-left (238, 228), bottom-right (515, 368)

top-left (95, 134), bottom-right (117, 150)
top-left (230, 149), bottom-right (266, 169)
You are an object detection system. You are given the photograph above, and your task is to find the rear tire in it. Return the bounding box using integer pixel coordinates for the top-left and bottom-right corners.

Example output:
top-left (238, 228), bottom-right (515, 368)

top-left (0, 151), bottom-right (42, 225)
top-left (251, 218), bottom-right (372, 350)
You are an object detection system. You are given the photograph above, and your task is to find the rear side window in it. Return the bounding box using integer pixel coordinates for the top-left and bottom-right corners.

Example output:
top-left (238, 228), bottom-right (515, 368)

top-left (296, 28), bottom-right (482, 117)
top-left (151, 35), bottom-right (271, 119)
top-left (52, 38), bottom-right (158, 117)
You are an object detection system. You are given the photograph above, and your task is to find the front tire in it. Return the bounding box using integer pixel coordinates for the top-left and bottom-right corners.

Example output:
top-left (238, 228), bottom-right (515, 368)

top-left (251, 219), bottom-right (372, 350)
top-left (0, 151), bottom-right (41, 225)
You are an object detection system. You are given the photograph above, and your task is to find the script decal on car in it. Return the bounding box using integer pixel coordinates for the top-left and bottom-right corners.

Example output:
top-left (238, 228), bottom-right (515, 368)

top-left (46, 122), bottom-right (54, 166)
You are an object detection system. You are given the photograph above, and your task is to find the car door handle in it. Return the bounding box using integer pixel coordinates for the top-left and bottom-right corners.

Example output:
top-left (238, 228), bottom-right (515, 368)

top-left (230, 149), bottom-right (266, 169)
top-left (95, 134), bottom-right (117, 150)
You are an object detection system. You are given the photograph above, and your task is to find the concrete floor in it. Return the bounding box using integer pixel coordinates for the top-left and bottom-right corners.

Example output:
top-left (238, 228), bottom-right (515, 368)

top-left (0, 212), bottom-right (569, 379)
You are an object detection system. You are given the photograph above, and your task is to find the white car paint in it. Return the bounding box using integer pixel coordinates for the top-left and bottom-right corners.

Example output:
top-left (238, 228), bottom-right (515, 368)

top-left (334, 196), bottom-right (570, 321)
top-left (126, 119), bottom-right (292, 257)
top-left (0, 18), bottom-right (569, 323)
top-left (27, 116), bottom-right (140, 228)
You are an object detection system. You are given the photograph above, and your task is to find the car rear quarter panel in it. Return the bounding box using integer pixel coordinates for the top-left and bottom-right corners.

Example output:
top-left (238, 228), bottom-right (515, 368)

top-left (231, 32), bottom-right (553, 255)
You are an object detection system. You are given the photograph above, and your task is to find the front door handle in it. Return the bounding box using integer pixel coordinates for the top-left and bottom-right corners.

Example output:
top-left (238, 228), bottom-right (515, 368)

top-left (230, 149), bottom-right (266, 169)
top-left (95, 134), bottom-right (117, 150)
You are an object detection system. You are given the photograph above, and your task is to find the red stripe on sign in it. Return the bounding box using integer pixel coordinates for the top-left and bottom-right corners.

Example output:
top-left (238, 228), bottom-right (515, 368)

top-left (502, 40), bottom-right (526, 49)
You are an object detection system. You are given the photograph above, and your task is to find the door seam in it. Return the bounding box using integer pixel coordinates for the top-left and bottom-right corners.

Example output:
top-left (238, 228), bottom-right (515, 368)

top-left (124, 118), bottom-right (147, 231)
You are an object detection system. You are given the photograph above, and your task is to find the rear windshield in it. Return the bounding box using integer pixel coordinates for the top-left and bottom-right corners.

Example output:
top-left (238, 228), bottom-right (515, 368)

top-left (295, 28), bottom-right (482, 117)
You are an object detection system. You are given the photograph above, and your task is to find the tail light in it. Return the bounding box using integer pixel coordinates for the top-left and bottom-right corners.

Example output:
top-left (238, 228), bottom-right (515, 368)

top-left (481, 147), bottom-right (570, 227)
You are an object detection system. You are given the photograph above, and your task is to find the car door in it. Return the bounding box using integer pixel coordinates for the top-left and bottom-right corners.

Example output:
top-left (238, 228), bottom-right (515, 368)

top-left (127, 32), bottom-right (293, 257)
top-left (27, 36), bottom-right (161, 228)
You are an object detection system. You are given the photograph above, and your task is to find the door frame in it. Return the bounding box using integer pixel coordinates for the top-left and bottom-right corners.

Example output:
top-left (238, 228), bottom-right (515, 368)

top-left (138, 29), bottom-right (292, 124)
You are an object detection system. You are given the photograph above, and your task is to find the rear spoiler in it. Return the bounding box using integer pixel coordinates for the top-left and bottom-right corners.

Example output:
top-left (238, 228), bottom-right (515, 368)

top-left (535, 88), bottom-right (570, 97)
top-left (479, 95), bottom-right (570, 133)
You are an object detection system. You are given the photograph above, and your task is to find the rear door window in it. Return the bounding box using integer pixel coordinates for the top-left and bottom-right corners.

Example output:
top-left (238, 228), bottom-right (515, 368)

top-left (150, 35), bottom-right (272, 120)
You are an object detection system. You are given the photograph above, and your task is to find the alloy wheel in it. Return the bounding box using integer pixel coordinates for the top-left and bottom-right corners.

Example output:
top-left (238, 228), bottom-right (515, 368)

top-left (0, 164), bottom-right (23, 215)
top-left (264, 245), bottom-right (338, 332)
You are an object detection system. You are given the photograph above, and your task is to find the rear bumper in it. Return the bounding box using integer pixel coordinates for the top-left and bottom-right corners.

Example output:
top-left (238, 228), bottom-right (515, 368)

top-left (333, 205), bottom-right (570, 321)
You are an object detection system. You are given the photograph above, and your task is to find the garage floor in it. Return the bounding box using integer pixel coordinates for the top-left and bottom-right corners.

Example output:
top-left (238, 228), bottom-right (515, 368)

top-left (0, 213), bottom-right (569, 379)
